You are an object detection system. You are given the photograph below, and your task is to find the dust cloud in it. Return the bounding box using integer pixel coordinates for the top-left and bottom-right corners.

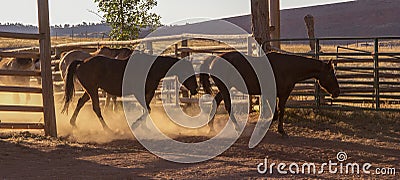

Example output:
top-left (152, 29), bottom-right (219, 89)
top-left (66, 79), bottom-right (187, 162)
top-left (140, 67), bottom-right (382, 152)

top-left (55, 94), bottom-right (236, 143)
top-left (1, 89), bottom-right (252, 144)
top-left (0, 77), bottom-right (240, 144)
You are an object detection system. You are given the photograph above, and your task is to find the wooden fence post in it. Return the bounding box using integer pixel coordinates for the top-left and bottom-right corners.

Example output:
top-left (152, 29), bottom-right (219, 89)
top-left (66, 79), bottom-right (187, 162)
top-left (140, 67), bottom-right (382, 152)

top-left (251, 0), bottom-right (271, 53)
top-left (181, 39), bottom-right (190, 58)
top-left (247, 36), bottom-right (253, 56)
top-left (374, 38), bottom-right (380, 109)
top-left (314, 39), bottom-right (322, 110)
top-left (174, 44), bottom-right (179, 57)
top-left (270, 0), bottom-right (280, 49)
top-left (305, 15), bottom-right (323, 110)
top-left (38, 0), bottom-right (57, 137)
top-left (145, 41), bottom-right (153, 55)
top-left (250, 0), bottom-right (271, 111)
top-left (304, 14), bottom-right (317, 52)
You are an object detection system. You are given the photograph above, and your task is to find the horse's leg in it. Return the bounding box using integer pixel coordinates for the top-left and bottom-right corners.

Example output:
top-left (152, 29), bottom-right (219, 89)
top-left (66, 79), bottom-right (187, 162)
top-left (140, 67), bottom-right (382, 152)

top-left (13, 94), bottom-right (20, 104)
top-left (220, 88), bottom-right (241, 133)
top-left (208, 92), bottom-right (223, 134)
top-left (131, 108), bottom-right (148, 130)
top-left (25, 93), bottom-right (31, 104)
top-left (212, 77), bottom-right (240, 133)
top-left (89, 89), bottom-right (111, 131)
top-left (277, 95), bottom-right (290, 137)
top-left (272, 98), bottom-right (279, 122)
top-left (112, 95), bottom-right (117, 111)
top-left (69, 92), bottom-right (90, 127)
top-left (105, 92), bottom-right (111, 109)
top-left (131, 89), bottom-right (155, 131)
top-left (145, 89), bottom-right (155, 113)
top-left (25, 78), bottom-right (31, 103)
top-left (142, 89), bottom-right (156, 130)
top-left (13, 77), bottom-right (22, 104)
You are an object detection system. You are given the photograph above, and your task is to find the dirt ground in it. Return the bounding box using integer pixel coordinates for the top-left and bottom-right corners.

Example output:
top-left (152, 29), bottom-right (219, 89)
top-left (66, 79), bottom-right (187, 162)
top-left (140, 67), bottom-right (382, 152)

top-left (0, 107), bottom-right (399, 179)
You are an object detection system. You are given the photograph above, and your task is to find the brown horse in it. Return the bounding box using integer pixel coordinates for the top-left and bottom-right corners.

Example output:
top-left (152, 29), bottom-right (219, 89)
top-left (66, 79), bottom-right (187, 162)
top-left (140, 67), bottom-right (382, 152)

top-left (62, 54), bottom-right (198, 131)
top-left (59, 50), bottom-right (93, 80)
top-left (0, 57), bottom-right (39, 103)
top-left (201, 51), bottom-right (340, 137)
top-left (96, 47), bottom-right (135, 109)
top-left (95, 46), bottom-right (134, 60)
top-left (59, 47), bottom-right (135, 111)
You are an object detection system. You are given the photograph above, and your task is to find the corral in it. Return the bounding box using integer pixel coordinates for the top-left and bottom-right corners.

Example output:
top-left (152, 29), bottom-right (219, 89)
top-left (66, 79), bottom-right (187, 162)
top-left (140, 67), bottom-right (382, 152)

top-left (1, 33), bottom-right (399, 178)
top-left (0, 0), bottom-right (399, 179)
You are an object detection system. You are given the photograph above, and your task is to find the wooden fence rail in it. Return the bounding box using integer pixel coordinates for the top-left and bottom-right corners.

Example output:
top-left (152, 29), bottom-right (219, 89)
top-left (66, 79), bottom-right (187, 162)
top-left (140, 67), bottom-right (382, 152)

top-left (0, 0), bottom-right (56, 136)
top-left (0, 86), bottom-right (42, 93)
top-left (0, 52), bottom-right (40, 59)
top-left (0, 32), bottom-right (42, 40)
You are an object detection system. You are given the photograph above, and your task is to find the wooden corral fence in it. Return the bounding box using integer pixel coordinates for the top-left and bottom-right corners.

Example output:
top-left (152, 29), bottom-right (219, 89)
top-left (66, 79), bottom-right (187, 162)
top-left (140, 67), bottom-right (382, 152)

top-left (6, 32), bottom-right (400, 112)
top-left (0, 0), bottom-right (57, 136)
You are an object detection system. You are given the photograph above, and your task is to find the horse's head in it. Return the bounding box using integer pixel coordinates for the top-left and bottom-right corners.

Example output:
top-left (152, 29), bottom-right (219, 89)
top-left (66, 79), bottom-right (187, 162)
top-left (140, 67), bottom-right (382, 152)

top-left (115, 48), bottom-right (133, 60)
top-left (178, 60), bottom-right (199, 96)
top-left (33, 58), bottom-right (41, 70)
top-left (318, 60), bottom-right (340, 98)
top-left (97, 46), bottom-right (118, 58)
top-left (15, 58), bottom-right (33, 66)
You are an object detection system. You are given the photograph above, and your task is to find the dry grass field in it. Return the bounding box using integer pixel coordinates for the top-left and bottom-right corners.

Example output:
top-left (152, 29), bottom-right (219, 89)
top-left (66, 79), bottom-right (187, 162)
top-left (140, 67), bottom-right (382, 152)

top-left (0, 37), bottom-right (399, 179)
top-left (0, 36), bottom-right (106, 49)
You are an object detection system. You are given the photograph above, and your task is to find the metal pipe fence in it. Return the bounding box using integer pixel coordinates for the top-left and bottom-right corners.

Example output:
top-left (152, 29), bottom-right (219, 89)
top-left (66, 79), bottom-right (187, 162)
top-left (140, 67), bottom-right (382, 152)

top-left (265, 37), bottom-right (400, 111)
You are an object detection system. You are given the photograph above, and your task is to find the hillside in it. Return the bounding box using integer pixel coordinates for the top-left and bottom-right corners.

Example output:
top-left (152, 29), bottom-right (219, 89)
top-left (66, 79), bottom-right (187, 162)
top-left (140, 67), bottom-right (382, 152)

top-left (154, 0), bottom-right (400, 38)
top-left (278, 0), bottom-right (400, 38)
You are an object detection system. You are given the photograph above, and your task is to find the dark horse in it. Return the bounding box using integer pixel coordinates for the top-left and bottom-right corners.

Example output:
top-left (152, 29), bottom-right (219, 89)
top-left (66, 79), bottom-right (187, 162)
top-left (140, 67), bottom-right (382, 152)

top-left (62, 53), bottom-right (198, 131)
top-left (201, 51), bottom-right (340, 137)
top-left (59, 46), bottom-right (135, 111)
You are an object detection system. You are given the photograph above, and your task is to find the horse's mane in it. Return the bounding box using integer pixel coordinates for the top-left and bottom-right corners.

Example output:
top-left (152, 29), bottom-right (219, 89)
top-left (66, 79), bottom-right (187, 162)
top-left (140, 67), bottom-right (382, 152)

top-left (268, 52), bottom-right (329, 66)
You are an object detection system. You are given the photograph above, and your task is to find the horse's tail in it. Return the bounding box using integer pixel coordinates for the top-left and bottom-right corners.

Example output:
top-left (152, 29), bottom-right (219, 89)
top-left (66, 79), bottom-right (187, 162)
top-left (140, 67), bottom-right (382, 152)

top-left (62, 60), bottom-right (83, 114)
top-left (200, 56), bottom-right (215, 94)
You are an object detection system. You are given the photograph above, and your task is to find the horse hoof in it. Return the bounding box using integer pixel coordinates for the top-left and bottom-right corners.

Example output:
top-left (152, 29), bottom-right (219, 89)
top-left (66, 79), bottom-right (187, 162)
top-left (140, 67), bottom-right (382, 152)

top-left (103, 126), bottom-right (113, 133)
top-left (70, 123), bottom-right (77, 128)
top-left (141, 124), bottom-right (151, 132)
